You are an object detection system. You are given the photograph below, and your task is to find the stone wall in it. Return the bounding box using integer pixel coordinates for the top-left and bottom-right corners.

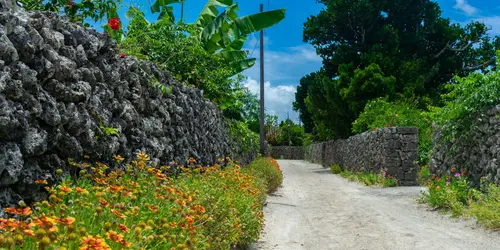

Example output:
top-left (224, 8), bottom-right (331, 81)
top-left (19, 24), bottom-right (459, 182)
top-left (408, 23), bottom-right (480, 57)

top-left (430, 105), bottom-right (500, 186)
top-left (270, 146), bottom-right (304, 160)
top-left (305, 127), bottom-right (419, 186)
top-left (0, 4), bottom-right (242, 207)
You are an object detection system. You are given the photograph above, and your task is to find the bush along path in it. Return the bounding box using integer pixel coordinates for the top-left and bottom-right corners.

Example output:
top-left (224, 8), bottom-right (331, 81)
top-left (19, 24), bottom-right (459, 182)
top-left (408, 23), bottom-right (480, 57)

top-left (0, 154), bottom-right (283, 249)
top-left (252, 160), bottom-right (500, 250)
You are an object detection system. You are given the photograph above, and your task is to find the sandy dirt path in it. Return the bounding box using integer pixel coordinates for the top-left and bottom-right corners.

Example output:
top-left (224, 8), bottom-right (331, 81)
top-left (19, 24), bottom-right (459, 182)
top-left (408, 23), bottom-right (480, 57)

top-left (250, 160), bottom-right (500, 250)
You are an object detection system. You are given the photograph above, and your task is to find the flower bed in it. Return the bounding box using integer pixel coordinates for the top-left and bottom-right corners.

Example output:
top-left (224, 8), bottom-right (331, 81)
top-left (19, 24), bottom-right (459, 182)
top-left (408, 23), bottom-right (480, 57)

top-left (420, 166), bottom-right (500, 229)
top-left (0, 154), bottom-right (276, 249)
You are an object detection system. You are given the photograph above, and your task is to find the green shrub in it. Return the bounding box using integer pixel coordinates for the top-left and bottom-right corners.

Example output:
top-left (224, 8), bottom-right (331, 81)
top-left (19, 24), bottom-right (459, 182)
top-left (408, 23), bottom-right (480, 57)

top-left (352, 98), bottom-right (432, 164)
top-left (469, 182), bottom-right (500, 230)
top-left (248, 157), bottom-right (283, 193)
top-left (420, 172), bottom-right (474, 217)
top-left (418, 165), bottom-right (431, 185)
top-left (427, 51), bottom-right (500, 144)
top-left (330, 164), bottom-right (342, 174)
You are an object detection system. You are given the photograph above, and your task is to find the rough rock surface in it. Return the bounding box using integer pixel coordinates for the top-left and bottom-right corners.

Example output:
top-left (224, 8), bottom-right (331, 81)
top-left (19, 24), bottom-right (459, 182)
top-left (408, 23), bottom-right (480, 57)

top-left (270, 146), bottom-right (304, 160)
top-left (430, 105), bottom-right (500, 186)
top-left (0, 2), bottom-right (236, 208)
top-left (305, 127), bottom-right (419, 186)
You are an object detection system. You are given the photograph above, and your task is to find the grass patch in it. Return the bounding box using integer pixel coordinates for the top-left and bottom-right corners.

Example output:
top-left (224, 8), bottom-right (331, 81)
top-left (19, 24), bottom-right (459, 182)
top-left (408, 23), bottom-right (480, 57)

top-left (420, 169), bottom-right (500, 229)
top-left (330, 164), bottom-right (342, 174)
top-left (337, 168), bottom-right (398, 187)
top-left (0, 153), bottom-right (271, 249)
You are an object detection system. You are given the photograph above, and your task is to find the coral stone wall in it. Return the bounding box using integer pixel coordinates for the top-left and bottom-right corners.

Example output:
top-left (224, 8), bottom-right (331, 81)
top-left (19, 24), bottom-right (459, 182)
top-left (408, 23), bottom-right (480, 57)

top-left (305, 127), bottom-right (419, 186)
top-left (430, 105), bottom-right (500, 186)
top-left (270, 146), bottom-right (304, 160)
top-left (0, 3), bottom-right (236, 207)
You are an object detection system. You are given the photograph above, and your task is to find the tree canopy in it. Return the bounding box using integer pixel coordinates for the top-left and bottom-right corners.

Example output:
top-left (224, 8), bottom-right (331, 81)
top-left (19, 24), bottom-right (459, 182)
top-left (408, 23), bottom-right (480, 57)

top-left (296, 0), bottom-right (500, 140)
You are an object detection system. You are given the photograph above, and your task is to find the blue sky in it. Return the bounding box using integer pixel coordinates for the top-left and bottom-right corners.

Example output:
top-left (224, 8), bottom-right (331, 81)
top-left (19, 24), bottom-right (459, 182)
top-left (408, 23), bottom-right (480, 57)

top-left (113, 0), bottom-right (500, 122)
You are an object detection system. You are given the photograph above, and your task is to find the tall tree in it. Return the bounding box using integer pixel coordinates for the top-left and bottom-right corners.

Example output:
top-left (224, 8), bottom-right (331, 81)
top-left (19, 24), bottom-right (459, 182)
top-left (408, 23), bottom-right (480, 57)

top-left (293, 73), bottom-right (316, 133)
top-left (299, 0), bottom-right (500, 139)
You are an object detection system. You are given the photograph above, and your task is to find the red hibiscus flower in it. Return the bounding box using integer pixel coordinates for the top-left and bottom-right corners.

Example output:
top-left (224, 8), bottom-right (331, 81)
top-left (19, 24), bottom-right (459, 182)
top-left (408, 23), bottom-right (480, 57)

top-left (119, 53), bottom-right (126, 58)
top-left (108, 17), bottom-right (120, 31)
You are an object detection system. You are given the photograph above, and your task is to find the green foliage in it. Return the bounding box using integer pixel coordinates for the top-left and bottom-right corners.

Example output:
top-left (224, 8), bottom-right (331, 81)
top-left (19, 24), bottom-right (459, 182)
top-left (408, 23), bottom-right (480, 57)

top-left (298, 0), bottom-right (500, 141)
top-left (226, 119), bottom-right (259, 154)
top-left (427, 51), bottom-right (500, 144)
top-left (293, 73), bottom-right (316, 133)
top-left (96, 123), bottom-right (119, 140)
top-left (266, 119), bottom-right (305, 146)
top-left (330, 164), bottom-right (341, 174)
top-left (248, 157), bottom-right (283, 194)
top-left (352, 98), bottom-right (433, 164)
top-left (469, 183), bottom-right (500, 230)
top-left (421, 174), bottom-right (472, 217)
top-left (122, 20), bottom-right (255, 121)
top-left (418, 165), bottom-right (431, 186)
top-left (18, 0), bottom-right (121, 26)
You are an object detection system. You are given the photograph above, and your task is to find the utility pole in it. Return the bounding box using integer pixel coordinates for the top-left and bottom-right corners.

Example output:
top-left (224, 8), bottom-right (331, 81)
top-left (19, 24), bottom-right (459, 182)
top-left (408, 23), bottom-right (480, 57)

top-left (259, 3), bottom-right (265, 155)
top-left (180, 1), bottom-right (185, 23)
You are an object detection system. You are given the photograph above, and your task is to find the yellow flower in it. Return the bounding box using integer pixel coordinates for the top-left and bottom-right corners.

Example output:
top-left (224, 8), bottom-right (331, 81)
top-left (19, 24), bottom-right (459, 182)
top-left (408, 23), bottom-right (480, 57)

top-left (113, 155), bottom-right (124, 161)
top-left (137, 152), bottom-right (150, 162)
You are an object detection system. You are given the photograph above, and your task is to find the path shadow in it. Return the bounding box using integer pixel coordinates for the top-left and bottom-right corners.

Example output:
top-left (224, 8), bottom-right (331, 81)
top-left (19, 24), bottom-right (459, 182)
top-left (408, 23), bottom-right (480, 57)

top-left (311, 169), bottom-right (332, 175)
top-left (266, 202), bottom-right (297, 207)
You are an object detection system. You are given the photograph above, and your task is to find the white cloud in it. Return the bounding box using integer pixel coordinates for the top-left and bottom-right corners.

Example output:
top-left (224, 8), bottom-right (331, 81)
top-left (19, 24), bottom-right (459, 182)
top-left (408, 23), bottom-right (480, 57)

top-left (243, 78), bottom-right (298, 121)
top-left (241, 44), bottom-right (322, 122)
top-left (243, 44), bottom-right (322, 83)
top-left (471, 16), bottom-right (500, 35)
top-left (453, 0), bottom-right (479, 16)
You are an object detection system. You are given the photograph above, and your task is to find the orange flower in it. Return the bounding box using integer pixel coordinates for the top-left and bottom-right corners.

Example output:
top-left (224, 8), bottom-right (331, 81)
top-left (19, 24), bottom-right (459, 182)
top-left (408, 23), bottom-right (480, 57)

top-left (23, 229), bottom-right (36, 237)
top-left (32, 214), bottom-right (58, 229)
top-left (111, 209), bottom-right (126, 219)
top-left (94, 177), bottom-right (107, 185)
top-left (185, 215), bottom-right (195, 225)
top-left (106, 230), bottom-right (124, 243)
top-left (76, 187), bottom-right (89, 195)
top-left (0, 218), bottom-right (21, 231)
top-left (169, 222), bottom-right (177, 228)
top-left (147, 205), bottom-right (158, 213)
top-left (4, 207), bottom-right (32, 216)
top-left (35, 179), bottom-right (48, 185)
top-left (118, 223), bottom-right (129, 233)
top-left (108, 185), bottom-right (122, 192)
top-left (59, 185), bottom-right (72, 194)
top-left (193, 205), bottom-right (205, 213)
top-left (95, 162), bottom-right (109, 169)
top-left (58, 217), bottom-right (76, 225)
top-left (84, 155), bottom-right (90, 159)
top-left (99, 199), bottom-right (109, 207)
top-left (451, 167), bottom-right (456, 173)
top-left (113, 155), bottom-right (124, 161)
top-left (80, 235), bottom-right (111, 250)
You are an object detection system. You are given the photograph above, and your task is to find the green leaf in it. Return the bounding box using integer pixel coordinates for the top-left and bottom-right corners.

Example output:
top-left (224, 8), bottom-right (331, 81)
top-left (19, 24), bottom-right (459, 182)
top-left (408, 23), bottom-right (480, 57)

top-left (233, 8), bottom-right (286, 36)
top-left (230, 58), bottom-right (256, 74)
top-left (195, 0), bottom-right (233, 27)
top-left (150, 0), bottom-right (183, 13)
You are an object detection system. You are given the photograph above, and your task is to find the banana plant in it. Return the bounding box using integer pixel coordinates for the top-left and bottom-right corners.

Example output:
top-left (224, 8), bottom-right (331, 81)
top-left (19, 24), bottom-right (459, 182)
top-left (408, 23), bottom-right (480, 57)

top-left (194, 0), bottom-right (285, 73)
top-left (150, 0), bottom-right (184, 23)
top-left (149, 0), bottom-right (285, 74)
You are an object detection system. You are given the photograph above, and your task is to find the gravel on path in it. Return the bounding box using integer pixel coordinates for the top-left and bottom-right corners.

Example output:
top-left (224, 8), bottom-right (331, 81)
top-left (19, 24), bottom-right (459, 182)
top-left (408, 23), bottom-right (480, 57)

top-left (250, 160), bottom-right (500, 250)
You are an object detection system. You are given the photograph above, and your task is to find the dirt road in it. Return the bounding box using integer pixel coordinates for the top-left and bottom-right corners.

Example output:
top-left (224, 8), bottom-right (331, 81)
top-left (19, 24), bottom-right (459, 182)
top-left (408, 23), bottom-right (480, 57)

top-left (250, 160), bottom-right (500, 250)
